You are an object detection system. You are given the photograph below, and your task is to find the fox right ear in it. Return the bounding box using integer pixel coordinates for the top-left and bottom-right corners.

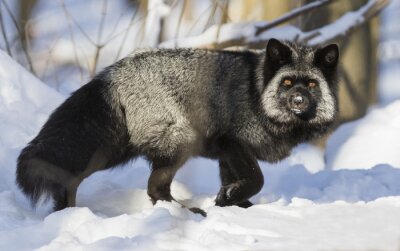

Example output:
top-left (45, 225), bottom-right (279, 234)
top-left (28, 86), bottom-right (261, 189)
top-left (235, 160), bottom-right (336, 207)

top-left (266, 39), bottom-right (291, 65)
top-left (314, 44), bottom-right (339, 68)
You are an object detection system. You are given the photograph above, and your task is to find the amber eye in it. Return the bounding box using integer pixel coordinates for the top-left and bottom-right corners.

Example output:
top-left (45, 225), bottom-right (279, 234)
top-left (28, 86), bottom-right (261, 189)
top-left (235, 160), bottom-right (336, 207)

top-left (308, 81), bottom-right (317, 88)
top-left (283, 79), bottom-right (292, 87)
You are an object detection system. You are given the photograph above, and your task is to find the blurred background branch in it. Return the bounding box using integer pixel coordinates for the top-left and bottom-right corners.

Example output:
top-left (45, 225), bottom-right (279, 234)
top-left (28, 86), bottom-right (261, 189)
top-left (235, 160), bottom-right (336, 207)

top-left (162, 0), bottom-right (388, 49)
top-left (255, 0), bottom-right (337, 36)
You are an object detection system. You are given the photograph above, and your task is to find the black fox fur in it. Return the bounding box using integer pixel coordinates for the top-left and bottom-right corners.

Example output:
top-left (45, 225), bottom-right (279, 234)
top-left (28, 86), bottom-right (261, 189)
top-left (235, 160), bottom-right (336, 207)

top-left (16, 39), bottom-right (339, 214)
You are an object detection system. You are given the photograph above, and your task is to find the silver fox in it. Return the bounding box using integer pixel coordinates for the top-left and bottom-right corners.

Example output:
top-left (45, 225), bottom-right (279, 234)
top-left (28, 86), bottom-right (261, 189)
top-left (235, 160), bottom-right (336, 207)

top-left (16, 39), bottom-right (339, 214)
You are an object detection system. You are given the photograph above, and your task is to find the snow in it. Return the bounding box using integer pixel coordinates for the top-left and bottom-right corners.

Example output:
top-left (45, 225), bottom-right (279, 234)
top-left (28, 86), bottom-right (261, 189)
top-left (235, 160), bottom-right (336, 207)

top-left (378, 0), bottom-right (400, 104)
top-left (326, 101), bottom-right (400, 170)
top-left (1, 47), bottom-right (400, 250)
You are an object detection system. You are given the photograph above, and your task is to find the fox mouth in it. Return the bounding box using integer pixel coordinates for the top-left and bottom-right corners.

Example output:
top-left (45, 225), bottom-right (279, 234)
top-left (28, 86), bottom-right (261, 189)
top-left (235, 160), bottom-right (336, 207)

top-left (290, 108), bottom-right (303, 114)
top-left (286, 88), bottom-right (316, 119)
top-left (288, 92), bottom-right (309, 112)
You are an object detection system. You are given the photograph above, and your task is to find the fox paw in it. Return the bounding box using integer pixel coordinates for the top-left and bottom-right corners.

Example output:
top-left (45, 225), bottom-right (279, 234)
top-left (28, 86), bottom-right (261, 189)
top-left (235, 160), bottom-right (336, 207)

top-left (215, 182), bottom-right (241, 207)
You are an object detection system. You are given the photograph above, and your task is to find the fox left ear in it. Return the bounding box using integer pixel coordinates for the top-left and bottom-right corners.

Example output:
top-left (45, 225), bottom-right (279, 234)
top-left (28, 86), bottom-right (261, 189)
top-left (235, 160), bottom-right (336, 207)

top-left (315, 44), bottom-right (339, 68)
top-left (266, 38), bottom-right (292, 66)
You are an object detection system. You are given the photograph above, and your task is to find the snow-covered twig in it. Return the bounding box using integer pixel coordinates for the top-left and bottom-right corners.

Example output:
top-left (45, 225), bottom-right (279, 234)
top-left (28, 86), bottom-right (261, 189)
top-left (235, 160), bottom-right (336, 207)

top-left (302, 0), bottom-right (390, 45)
top-left (255, 0), bottom-right (337, 36)
top-left (161, 0), bottom-right (390, 49)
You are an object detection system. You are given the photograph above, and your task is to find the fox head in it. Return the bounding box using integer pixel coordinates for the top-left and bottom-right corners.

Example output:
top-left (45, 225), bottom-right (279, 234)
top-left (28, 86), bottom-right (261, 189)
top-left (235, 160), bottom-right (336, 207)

top-left (259, 39), bottom-right (339, 127)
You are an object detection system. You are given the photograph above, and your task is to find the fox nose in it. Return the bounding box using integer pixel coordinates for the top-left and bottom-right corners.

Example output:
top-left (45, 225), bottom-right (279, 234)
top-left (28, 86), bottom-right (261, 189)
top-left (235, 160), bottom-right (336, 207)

top-left (287, 88), bottom-right (315, 118)
top-left (288, 90), bottom-right (310, 114)
top-left (292, 94), bottom-right (304, 105)
top-left (290, 92), bottom-right (306, 107)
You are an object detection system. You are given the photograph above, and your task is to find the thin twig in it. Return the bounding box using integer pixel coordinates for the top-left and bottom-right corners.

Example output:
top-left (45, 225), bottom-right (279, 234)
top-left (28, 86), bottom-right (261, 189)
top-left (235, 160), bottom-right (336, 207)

top-left (1, 0), bottom-right (35, 73)
top-left (92, 45), bottom-right (103, 76)
top-left (255, 0), bottom-right (337, 36)
top-left (174, 0), bottom-right (187, 48)
top-left (0, 3), bottom-right (12, 56)
top-left (213, 0), bottom-right (229, 48)
top-left (96, 0), bottom-right (108, 44)
top-left (92, 0), bottom-right (108, 76)
top-left (202, 0), bottom-right (219, 33)
top-left (41, 35), bottom-right (61, 80)
top-left (185, 3), bottom-right (213, 37)
top-left (61, 0), bottom-right (97, 46)
top-left (104, 0), bottom-right (177, 46)
top-left (114, 3), bottom-right (141, 61)
top-left (104, 12), bottom-right (124, 43)
top-left (60, 0), bottom-right (84, 82)
top-left (24, 19), bottom-right (35, 68)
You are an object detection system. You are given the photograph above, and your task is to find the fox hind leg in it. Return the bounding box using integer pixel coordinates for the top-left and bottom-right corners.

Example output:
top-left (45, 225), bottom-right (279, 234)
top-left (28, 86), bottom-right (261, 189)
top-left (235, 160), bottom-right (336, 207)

top-left (147, 156), bottom-right (180, 204)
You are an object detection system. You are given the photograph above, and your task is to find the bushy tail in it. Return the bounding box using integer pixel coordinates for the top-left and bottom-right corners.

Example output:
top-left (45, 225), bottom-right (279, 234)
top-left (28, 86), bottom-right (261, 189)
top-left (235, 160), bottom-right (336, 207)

top-left (16, 145), bottom-right (71, 209)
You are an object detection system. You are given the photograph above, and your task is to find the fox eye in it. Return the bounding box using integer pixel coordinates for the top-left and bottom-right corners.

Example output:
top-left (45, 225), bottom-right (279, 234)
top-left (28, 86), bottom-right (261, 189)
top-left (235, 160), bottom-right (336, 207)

top-left (308, 81), bottom-right (317, 88)
top-left (282, 78), bottom-right (292, 87)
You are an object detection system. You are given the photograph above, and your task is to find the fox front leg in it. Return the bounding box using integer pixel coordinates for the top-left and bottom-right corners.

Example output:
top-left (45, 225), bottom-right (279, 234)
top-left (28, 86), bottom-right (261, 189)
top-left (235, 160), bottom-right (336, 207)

top-left (215, 141), bottom-right (264, 207)
top-left (218, 159), bottom-right (254, 208)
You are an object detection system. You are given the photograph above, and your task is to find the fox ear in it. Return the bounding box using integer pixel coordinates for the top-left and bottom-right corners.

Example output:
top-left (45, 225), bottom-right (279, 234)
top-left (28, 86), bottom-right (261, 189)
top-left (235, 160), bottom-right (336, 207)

top-left (315, 44), bottom-right (339, 68)
top-left (266, 38), bottom-right (291, 65)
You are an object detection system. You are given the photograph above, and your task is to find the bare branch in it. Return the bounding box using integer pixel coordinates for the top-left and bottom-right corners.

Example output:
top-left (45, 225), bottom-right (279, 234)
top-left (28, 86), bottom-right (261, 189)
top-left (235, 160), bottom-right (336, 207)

top-left (60, 0), bottom-right (85, 82)
top-left (0, 3), bottom-right (12, 56)
top-left (41, 35), bottom-right (61, 80)
top-left (161, 0), bottom-right (390, 49)
top-left (174, 0), bottom-right (187, 48)
top-left (255, 0), bottom-right (337, 36)
top-left (185, 3), bottom-right (213, 36)
top-left (1, 0), bottom-right (35, 73)
top-left (60, 0), bottom-right (97, 46)
top-left (92, 45), bottom-right (103, 77)
top-left (92, 0), bottom-right (108, 76)
top-left (202, 0), bottom-right (219, 33)
top-left (213, 0), bottom-right (230, 48)
top-left (114, 1), bottom-right (142, 61)
top-left (96, 0), bottom-right (108, 44)
top-left (104, 0), bottom-right (179, 46)
top-left (303, 0), bottom-right (391, 45)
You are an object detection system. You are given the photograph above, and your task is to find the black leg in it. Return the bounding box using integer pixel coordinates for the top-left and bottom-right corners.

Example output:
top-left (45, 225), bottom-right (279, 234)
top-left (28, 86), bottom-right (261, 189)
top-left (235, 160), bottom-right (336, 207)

top-left (147, 157), bottom-right (179, 204)
top-left (52, 148), bottom-right (110, 211)
top-left (52, 181), bottom-right (78, 211)
top-left (53, 187), bottom-right (68, 211)
top-left (147, 156), bottom-right (207, 216)
top-left (219, 160), bottom-right (253, 208)
top-left (215, 140), bottom-right (264, 207)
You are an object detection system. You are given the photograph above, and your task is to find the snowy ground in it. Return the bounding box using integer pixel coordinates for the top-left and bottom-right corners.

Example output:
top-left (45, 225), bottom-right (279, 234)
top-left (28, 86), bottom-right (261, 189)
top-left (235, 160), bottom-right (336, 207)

top-left (1, 49), bottom-right (400, 251)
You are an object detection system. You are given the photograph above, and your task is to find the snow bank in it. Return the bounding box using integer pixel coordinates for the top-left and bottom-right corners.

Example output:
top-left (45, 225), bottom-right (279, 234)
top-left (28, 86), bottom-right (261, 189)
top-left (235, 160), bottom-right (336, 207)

top-left (1, 198), bottom-right (400, 251)
top-left (1, 50), bottom-right (400, 250)
top-left (326, 101), bottom-right (400, 170)
top-left (0, 50), bottom-right (64, 194)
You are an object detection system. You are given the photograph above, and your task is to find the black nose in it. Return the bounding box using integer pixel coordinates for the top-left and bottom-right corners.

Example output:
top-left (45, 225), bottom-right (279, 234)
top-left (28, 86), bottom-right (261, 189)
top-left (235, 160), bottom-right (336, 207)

top-left (287, 90), bottom-right (310, 115)
top-left (286, 88), bottom-right (315, 119)
top-left (292, 94), bottom-right (304, 105)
